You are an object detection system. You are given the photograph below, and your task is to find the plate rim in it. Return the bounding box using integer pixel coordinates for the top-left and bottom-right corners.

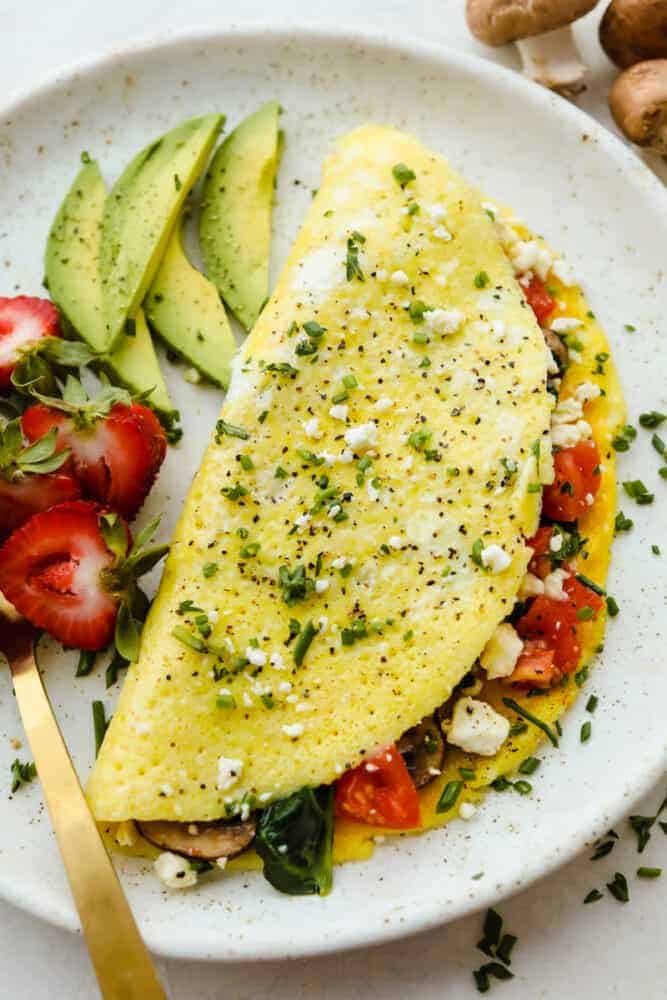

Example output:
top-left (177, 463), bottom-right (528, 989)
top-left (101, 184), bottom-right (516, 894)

top-left (1, 20), bottom-right (666, 962)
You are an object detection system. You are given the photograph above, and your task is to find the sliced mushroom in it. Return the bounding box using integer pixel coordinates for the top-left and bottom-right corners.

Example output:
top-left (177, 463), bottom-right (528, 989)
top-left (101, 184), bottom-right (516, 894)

top-left (466, 0), bottom-right (599, 96)
top-left (599, 0), bottom-right (667, 69)
top-left (398, 716), bottom-right (446, 788)
top-left (609, 59), bottom-right (667, 154)
top-left (544, 328), bottom-right (570, 372)
top-left (137, 817), bottom-right (256, 860)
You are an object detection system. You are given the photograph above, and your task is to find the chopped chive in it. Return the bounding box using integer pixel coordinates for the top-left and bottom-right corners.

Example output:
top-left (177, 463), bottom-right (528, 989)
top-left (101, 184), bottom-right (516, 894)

top-left (591, 839), bottom-right (616, 861)
top-left (216, 694), bottom-right (236, 709)
top-left (606, 871), bottom-right (629, 903)
top-left (240, 542), bottom-right (260, 558)
top-left (75, 649), bottom-right (97, 677)
top-left (202, 562), bottom-right (218, 578)
top-left (392, 162), bottom-right (416, 187)
top-left (583, 888), bottom-right (603, 904)
top-left (637, 867), bottom-right (662, 878)
top-left (580, 721), bottom-right (592, 742)
top-left (293, 620), bottom-right (317, 667)
top-left (482, 908), bottom-right (502, 948)
top-left (275, 465), bottom-right (288, 479)
top-left (436, 780), bottom-right (463, 813)
top-left (261, 693), bottom-right (275, 710)
top-left (614, 511), bottom-right (634, 533)
top-left (10, 758), bottom-right (37, 793)
top-left (502, 697), bottom-right (559, 747)
top-left (460, 767), bottom-right (476, 781)
top-left (402, 629), bottom-right (414, 642)
top-left (172, 625), bottom-right (206, 652)
top-left (606, 595), bottom-right (619, 617)
top-left (576, 606), bottom-right (595, 621)
top-left (510, 720), bottom-right (528, 736)
top-left (652, 433), bottom-right (665, 457)
top-left (639, 411), bottom-right (665, 429)
top-left (652, 544), bottom-right (661, 555)
top-left (518, 756), bottom-right (540, 775)
top-left (491, 777), bottom-right (512, 792)
top-left (586, 695), bottom-right (599, 713)
top-left (622, 480), bottom-right (654, 505)
top-left (342, 374), bottom-right (358, 389)
top-left (331, 389), bottom-right (349, 404)
top-left (496, 933), bottom-right (517, 966)
top-left (514, 780), bottom-right (532, 795)
top-left (303, 320), bottom-right (326, 339)
top-left (215, 419), bottom-right (249, 440)
top-left (474, 271), bottom-right (490, 289)
top-left (575, 573), bottom-right (605, 596)
top-left (239, 453), bottom-right (254, 471)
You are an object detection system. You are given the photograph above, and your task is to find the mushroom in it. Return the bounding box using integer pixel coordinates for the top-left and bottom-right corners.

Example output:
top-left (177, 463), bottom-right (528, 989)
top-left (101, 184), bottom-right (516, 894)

top-left (137, 816), bottom-right (256, 861)
top-left (599, 0), bottom-right (667, 68)
top-left (397, 715), bottom-right (446, 789)
top-left (544, 328), bottom-right (570, 373)
top-left (466, 0), bottom-right (599, 96)
top-left (609, 59), bottom-right (667, 153)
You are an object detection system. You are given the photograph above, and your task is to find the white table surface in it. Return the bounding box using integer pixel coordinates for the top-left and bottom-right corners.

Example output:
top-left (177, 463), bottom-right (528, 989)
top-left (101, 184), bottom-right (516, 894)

top-left (1, 1), bottom-right (665, 997)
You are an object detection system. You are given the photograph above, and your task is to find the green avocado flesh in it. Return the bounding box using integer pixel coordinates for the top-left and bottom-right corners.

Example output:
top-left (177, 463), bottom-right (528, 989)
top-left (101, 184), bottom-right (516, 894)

top-left (44, 159), bottom-right (174, 418)
top-left (100, 113), bottom-right (224, 352)
top-left (200, 102), bottom-right (282, 331)
top-left (145, 218), bottom-right (237, 388)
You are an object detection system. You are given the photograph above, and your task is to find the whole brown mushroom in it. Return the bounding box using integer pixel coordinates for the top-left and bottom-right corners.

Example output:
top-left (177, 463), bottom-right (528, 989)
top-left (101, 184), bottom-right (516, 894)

top-left (466, 0), bottom-right (600, 96)
top-left (599, 0), bottom-right (667, 68)
top-left (609, 59), bottom-right (667, 153)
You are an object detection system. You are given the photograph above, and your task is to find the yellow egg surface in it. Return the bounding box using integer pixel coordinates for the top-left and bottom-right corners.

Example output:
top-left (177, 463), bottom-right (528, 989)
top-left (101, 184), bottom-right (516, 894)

top-left (88, 125), bottom-right (554, 823)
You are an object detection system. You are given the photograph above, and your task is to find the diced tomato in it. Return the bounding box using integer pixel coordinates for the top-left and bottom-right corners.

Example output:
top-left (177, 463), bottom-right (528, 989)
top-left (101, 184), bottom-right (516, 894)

top-left (523, 276), bottom-right (556, 327)
top-left (516, 572), bottom-right (604, 675)
top-left (527, 525), bottom-right (553, 578)
top-left (506, 639), bottom-right (561, 689)
top-left (335, 744), bottom-right (421, 829)
top-left (542, 440), bottom-right (601, 522)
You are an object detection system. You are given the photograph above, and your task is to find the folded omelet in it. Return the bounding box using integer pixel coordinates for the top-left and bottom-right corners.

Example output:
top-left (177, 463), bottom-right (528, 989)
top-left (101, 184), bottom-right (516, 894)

top-left (88, 125), bottom-right (554, 824)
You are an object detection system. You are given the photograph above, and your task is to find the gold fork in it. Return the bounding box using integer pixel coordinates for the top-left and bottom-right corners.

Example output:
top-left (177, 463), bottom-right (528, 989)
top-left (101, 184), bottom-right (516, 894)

top-left (0, 596), bottom-right (167, 999)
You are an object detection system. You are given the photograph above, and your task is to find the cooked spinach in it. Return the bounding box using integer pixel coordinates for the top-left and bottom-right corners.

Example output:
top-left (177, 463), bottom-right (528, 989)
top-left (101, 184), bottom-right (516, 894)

top-left (255, 785), bottom-right (334, 895)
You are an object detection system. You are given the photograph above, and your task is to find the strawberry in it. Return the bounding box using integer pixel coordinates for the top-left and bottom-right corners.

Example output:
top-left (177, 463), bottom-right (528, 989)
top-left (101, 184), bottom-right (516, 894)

top-left (0, 296), bottom-right (60, 391)
top-left (0, 501), bottom-right (169, 652)
top-left (22, 377), bottom-right (167, 519)
top-left (0, 418), bottom-right (80, 538)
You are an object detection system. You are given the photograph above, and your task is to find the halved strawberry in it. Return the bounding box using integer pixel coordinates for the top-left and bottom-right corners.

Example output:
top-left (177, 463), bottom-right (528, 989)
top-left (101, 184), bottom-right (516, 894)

top-left (0, 418), bottom-right (80, 538)
top-left (22, 380), bottom-right (167, 519)
top-left (0, 296), bottom-right (60, 391)
top-left (0, 501), bottom-right (169, 651)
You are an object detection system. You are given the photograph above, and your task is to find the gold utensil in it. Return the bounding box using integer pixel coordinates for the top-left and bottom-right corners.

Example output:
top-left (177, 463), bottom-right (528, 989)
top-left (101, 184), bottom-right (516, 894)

top-left (0, 597), bottom-right (167, 1000)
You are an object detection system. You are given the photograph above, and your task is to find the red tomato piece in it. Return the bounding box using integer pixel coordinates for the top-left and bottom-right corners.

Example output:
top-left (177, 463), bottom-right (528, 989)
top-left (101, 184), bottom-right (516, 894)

top-left (516, 573), bottom-right (604, 675)
top-left (335, 744), bottom-right (421, 829)
top-left (506, 639), bottom-right (561, 689)
top-left (527, 525), bottom-right (554, 578)
top-left (523, 276), bottom-right (556, 326)
top-left (542, 440), bottom-right (602, 522)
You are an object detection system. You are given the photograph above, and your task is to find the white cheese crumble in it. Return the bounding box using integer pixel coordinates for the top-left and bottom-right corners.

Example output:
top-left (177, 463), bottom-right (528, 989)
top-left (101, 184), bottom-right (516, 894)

top-left (294, 513), bottom-right (312, 531)
top-left (207, 609), bottom-right (219, 624)
top-left (480, 623), bottom-right (524, 680)
top-left (183, 367), bottom-right (201, 384)
top-left (575, 381), bottom-right (601, 404)
top-left (349, 307), bottom-right (371, 321)
top-left (429, 202), bottom-right (447, 221)
top-left (390, 269), bottom-right (410, 286)
top-left (509, 239), bottom-right (553, 281)
top-left (245, 646), bottom-right (266, 667)
top-left (339, 449), bottom-right (354, 464)
top-left (278, 680), bottom-right (292, 693)
top-left (446, 697), bottom-right (511, 756)
top-left (543, 567), bottom-right (570, 602)
top-left (282, 723), bottom-right (305, 739)
top-left (328, 504), bottom-right (342, 518)
top-left (154, 852), bottom-right (197, 890)
top-left (270, 651), bottom-right (285, 670)
top-left (550, 316), bottom-right (582, 334)
top-left (217, 756), bottom-right (243, 791)
top-left (423, 307), bottom-right (465, 337)
top-left (519, 572), bottom-right (545, 599)
top-left (374, 396), bottom-right (394, 412)
top-left (303, 417), bottom-right (322, 440)
top-left (550, 258), bottom-right (574, 285)
top-left (329, 403), bottom-right (349, 421)
top-left (459, 802), bottom-right (477, 821)
top-left (344, 421), bottom-right (377, 451)
top-left (550, 532), bottom-right (564, 553)
top-left (480, 544), bottom-right (512, 574)
top-left (550, 395), bottom-right (592, 449)
top-left (375, 268), bottom-right (388, 282)
top-left (315, 578), bottom-right (330, 594)
top-left (432, 224), bottom-right (452, 241)
top-left (331, 556), bottom-right (351, 570)
top-left (388, 535), bottom-right (402, 550)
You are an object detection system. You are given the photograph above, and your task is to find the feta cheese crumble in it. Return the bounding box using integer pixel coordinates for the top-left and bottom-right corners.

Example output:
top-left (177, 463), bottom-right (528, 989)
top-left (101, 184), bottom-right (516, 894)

top-left (423, 307), bottom-right (465, 337)
top-left (519, 572), bottom-right (545, 598)
top-left (388, 535), bottom-right (402, 550)
top-left (245, 646), bottom-right (267, 667)
top-left (459, 802), bottom-right (477, 821)
top-left (543, 568), bottom-right (570, 602)
top-left (315, 578), bottom-right (330, 594)
top-left (480, 544), bottom-right (512, 574)
top-left (432, 224), bottom-right (452, 241)
top-left (217, 756), bottom-right (244, 791)
top-left (344, 421), bottom-right (377, 451)
top-left (480, 623), bottom-right (524, 680)
top-left (550, 316), bottom-right (582, 334)
top-left (390, 269), bottom-right (410, 286)
top-left (374, 396), bottom-right (394, 412)
top-left (329, 404), bottom-right (349, 421)
top-left (282, 723), bottom-right (305, 739)
top-left (303, 417), bottom-right (322, 440)
top-left (154, 852), bottom-right (198, 890)
top-left (550, 394), bottom-right (592, 449)
top-left (446, 697), bottom-right (511, 756)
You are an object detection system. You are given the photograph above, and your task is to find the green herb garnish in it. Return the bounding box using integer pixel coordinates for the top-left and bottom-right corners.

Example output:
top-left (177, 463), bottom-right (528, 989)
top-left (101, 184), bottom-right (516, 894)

top-left (10, 758), bottom-right (37, 793)
top-left (392, 162), bottom-right (416, 188)
top-left (293, 620), bottom-right (317, 667)
top-left (215, 419), bottom-right (249, 441)
top-left (436, 780), bottom-right (463, 813)
top-left (502, 698), bottom-right (559, 747)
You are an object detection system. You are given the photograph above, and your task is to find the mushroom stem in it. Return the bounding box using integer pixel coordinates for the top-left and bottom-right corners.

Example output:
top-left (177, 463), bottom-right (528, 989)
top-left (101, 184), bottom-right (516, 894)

top-left (516, 25), bottom-right (588, 96)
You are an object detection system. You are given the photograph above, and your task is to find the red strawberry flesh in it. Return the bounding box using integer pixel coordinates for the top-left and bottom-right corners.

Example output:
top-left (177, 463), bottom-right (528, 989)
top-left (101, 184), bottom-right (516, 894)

top-left (0, 500), bottom-right (121, 650)
top-left (0, 471), bottom-right (81, 539)
top-left (0, 296), bottom-right (60, 391)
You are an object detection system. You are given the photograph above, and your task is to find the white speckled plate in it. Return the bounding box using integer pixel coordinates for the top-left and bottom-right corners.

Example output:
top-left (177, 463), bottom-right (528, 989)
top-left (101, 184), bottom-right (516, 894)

top-left (0, 24), bottom-right (665, 962)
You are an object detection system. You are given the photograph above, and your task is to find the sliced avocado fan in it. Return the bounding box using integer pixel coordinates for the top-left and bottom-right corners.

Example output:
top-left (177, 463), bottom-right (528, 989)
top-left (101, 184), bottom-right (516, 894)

top-left (45, 158), bottom-right (175, 420)
top-left (144, 217), bottom-right (237, 389)
top-left (100, 114), bottom-right (225, 352)
top-left (200, 102), bottom-right (282, 332)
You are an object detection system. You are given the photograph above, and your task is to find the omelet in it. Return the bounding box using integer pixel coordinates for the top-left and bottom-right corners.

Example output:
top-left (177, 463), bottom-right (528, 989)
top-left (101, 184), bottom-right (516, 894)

top-left (88, 125), bottom-right (554, 824)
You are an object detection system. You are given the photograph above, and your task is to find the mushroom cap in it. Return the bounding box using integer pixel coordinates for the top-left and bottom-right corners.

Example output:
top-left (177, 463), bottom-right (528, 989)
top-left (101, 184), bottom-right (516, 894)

top-left (466, 0), bottom-right (599, 46)
top-left (599, 0), bottom-right (667, 69)
top-left (137, 817), bottom-right (256, 860)
top-left (609, 59), bottom-right (667, 153)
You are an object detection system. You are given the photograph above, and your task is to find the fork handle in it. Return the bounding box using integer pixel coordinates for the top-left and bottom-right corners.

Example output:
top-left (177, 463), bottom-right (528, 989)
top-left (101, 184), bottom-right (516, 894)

top-left (8, 631), bottom-right (166, 1000)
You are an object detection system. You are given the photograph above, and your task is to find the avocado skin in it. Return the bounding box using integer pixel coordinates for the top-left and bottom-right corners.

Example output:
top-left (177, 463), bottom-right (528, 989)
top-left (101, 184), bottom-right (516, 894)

top-left (44, 159), bottom-right (175, 419)
top-left (200, 102), bottom-right (282, 332)
top-left (145, 219), bottom-right (237, 388)
top-left (100, 114), bottom-right (224, 352)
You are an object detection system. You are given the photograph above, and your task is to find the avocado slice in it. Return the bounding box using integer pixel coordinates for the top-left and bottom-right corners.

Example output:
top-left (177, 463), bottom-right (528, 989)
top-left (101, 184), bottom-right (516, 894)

top-left (100, 114), bottom-right (224, 351)
top-left (200, 102), bottom-right (282, 331)
top-left (45, 159), bottom-right (175, 419)
top-left (144, 218), bottom-right (236, 388)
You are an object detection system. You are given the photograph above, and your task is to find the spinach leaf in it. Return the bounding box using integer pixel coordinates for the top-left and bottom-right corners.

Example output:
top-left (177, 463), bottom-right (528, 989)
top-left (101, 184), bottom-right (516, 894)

top-left (255, 785), bottom-right (334, 895)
